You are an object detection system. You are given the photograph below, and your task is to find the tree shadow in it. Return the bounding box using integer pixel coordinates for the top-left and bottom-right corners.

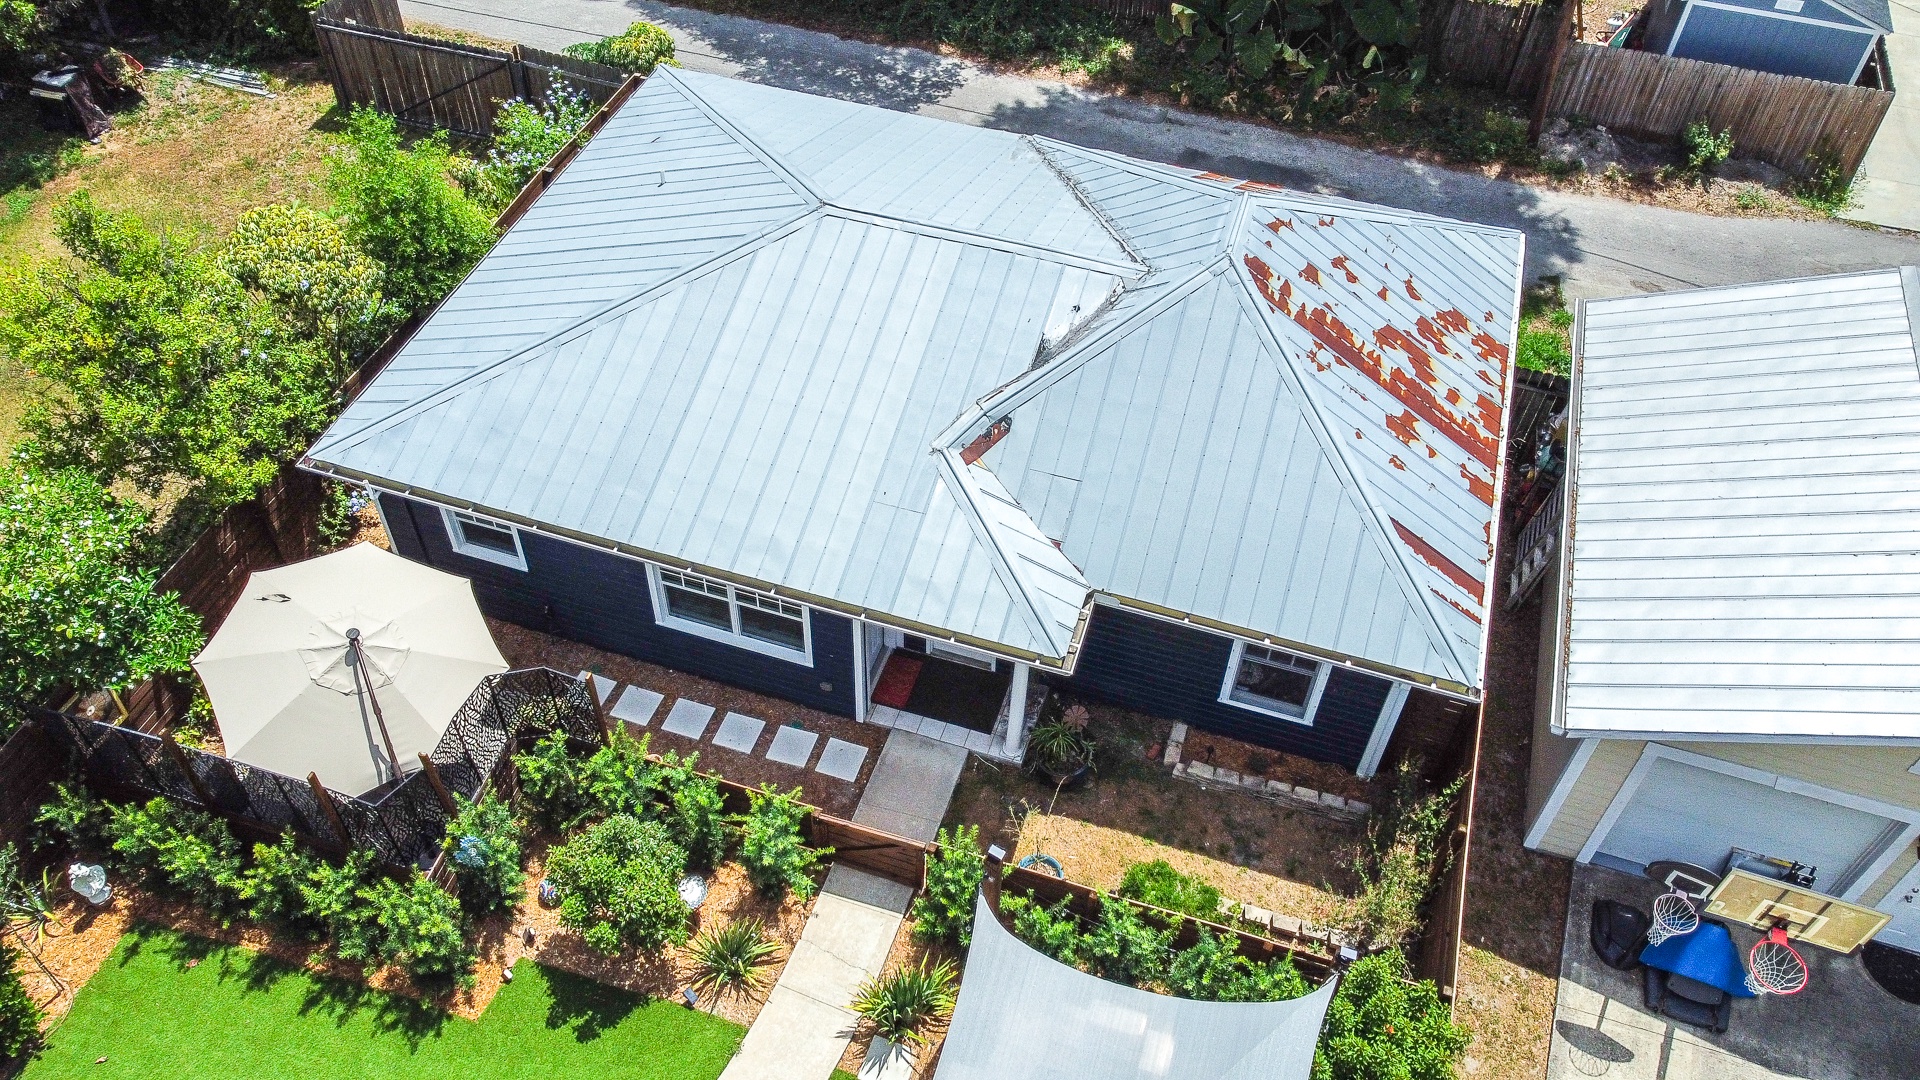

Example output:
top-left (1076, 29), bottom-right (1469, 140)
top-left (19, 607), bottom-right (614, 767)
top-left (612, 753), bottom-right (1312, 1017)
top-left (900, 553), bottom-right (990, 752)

top-left (538, 962), bottom-right (643, 1042)
top-left (292, 969), bottom-right (451, 1048)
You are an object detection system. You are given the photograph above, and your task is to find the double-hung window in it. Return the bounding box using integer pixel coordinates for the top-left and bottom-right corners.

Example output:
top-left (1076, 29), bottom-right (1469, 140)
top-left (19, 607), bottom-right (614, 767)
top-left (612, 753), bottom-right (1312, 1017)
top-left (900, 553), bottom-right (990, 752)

top-left (1219, 641), bottom-right (1329, 724)
top-left (652, 566), bottom-right (811, 664)
top-left (441, 508), bottom-right (527, 570)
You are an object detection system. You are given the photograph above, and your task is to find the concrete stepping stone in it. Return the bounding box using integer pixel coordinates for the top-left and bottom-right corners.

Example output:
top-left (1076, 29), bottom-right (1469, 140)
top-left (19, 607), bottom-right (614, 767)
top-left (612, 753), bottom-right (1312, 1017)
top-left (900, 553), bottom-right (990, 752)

top-left (765, 725), bottom-right (819, 767)
top-left (712, 712), bottom-right (765, 754)
top-left (661, 698), bottom-right (715, 740)
top-left (814, 738), bottom-right (867, 782)
top-left (578, 670), bottom-right (616, 706)
top-left (609, 685), bottom-right (664, 726)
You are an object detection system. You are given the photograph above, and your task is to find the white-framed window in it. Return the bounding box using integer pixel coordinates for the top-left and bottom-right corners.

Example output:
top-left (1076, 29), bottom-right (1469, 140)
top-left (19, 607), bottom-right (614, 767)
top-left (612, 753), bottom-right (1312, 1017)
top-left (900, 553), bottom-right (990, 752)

top-left (441, 508), bottom-right (527, 571)
top-left (649, 565), bottom-right (812, 665)
top-left (1218, 640), bottom-right (1330, 725)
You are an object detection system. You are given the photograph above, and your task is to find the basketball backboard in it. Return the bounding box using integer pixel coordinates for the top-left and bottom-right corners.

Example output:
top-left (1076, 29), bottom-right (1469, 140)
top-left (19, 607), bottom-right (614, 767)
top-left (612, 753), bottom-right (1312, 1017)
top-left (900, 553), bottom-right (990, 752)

top-left (1704, 868), bottom-right (1890, 954)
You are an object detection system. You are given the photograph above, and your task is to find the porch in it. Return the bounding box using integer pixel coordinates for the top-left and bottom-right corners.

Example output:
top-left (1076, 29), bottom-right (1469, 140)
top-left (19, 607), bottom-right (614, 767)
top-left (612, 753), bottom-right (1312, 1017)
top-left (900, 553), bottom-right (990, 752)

top-left (858, 626), bottom-right (1044, 765)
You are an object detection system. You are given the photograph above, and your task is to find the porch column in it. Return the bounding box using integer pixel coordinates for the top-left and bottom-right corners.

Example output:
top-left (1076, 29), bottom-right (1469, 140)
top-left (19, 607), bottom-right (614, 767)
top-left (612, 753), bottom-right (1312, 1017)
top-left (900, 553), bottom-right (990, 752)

top-left (1001, 661), bottom-right (1030, 758)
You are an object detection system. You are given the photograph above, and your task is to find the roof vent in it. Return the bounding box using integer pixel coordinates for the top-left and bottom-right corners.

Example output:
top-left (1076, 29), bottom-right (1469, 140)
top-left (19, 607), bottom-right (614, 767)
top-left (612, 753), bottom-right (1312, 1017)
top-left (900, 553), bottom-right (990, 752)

top-left (959, 417), bottom-right (1013, 465)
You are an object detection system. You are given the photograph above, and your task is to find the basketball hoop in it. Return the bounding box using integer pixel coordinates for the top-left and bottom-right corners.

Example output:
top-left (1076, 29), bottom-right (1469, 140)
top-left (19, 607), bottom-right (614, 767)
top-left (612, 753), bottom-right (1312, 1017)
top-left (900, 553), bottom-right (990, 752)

top-left (1645, 890), bottom-right (1700, 946)
top-left (1745, 927), bottom-right (1809, 996)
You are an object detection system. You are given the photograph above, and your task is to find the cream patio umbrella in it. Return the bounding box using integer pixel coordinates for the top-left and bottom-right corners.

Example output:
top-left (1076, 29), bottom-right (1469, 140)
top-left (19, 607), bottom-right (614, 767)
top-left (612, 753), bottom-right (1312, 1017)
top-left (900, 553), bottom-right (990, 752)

top-left (192, 542), bottom-right (509, 796)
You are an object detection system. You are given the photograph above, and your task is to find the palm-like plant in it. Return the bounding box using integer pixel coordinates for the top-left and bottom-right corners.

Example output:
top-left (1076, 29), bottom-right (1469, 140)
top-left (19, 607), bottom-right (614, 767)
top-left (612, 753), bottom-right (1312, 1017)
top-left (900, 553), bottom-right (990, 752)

top-left (851, 959), bottom-right (958, 1044)
top-left (688, 919), bottom-right (780, 994)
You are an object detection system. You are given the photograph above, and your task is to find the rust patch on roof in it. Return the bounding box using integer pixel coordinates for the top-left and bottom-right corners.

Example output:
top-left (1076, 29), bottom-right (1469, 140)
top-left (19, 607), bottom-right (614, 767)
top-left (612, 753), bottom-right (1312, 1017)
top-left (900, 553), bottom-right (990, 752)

top-left (1433, 588), bottom-right (1483, 625)
top-left (1389, 455), bottom-right (1407, 471)
top-left (1394, 519), bottom-right (1484, 601)
top-left (1386, 410), bottom-right (1421, 446)
top-left (1377, 286), bottom-right (1390, 301)
top-left (1238, 179), bottom-right (1288, 193)
top-left (1267, 217), bottom-right (1295, 231)
top-left (1460, 464), bottom-right (1494, 506)
top-left (960, 416), bottom-right (1012, 465)
top-left (1301, 262), bottom-right (1324, 286)
top-left (1470, 330), bottom-right (1510, 367)
top-left (1330, 256), bottom-right (1360, 284)
top-left (1414, 316), bottom-right (1454, 357)
top-left (1404, 277), bottom-right (1423, 302)
top-left (1317, 216), bottom-right (1336, 227)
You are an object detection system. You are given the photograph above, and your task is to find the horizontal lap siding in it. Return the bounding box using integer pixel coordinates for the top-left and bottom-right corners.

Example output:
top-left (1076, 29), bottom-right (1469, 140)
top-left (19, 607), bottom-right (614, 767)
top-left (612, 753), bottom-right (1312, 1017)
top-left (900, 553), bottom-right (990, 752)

top-left (381, 494), bottom-right (857, 716)
top-left (1059, 605), bottom-right (1388, 769)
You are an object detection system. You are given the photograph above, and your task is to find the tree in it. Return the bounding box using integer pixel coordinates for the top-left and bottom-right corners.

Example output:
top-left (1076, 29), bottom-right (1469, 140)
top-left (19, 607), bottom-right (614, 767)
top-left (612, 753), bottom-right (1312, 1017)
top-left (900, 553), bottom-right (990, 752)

top-left (468, 86), bottom-right (595, 211)
top-left (562, 21), bottom-right (676, 75)
top-left (0, 467), bottom-right (201, 717)
top-left (220, 202), bottom-right (396, 380)
top-left (325, 108), bottom-right (496, 314)
top-left (0, 193), bottom-right (335, 509)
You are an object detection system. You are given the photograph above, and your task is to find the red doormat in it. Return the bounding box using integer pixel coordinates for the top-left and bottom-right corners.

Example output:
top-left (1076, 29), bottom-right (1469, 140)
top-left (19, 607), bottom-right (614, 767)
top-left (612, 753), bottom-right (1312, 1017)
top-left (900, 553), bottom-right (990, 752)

top-left (871, 653), bottom-right (923, 710)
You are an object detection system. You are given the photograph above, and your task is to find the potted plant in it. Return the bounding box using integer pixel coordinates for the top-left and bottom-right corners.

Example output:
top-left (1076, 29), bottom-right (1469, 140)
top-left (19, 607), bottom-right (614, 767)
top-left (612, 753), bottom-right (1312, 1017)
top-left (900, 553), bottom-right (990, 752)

top-left (1027, 702), bottom-right (1093, 788)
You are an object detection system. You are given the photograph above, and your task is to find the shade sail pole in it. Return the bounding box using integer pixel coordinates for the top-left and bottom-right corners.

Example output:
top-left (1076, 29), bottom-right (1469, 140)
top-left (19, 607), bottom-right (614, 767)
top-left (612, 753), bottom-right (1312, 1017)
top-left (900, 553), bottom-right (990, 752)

top-left (347, 628), bottom-right (404, 782)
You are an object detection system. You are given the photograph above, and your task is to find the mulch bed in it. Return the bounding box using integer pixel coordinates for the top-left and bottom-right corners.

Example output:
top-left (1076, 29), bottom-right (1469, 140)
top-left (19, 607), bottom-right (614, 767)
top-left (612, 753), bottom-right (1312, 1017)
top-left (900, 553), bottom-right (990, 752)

top-left (489, 621), bottom-right (887, 819)
top-left (1178, 729), bottom-right (1376, 802)
top-left (833, 912), bottom-right (964, 1080)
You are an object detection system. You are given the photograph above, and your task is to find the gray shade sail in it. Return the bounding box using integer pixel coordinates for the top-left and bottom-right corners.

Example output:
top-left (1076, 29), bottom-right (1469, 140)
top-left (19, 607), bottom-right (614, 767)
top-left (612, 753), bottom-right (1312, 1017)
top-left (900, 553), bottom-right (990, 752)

top-left (307, 67), bottom-right (1521, 690)
top-left (192, 542), bottom-right (508, 795)
top-left (934, 894), bottom-right (1336, 1080)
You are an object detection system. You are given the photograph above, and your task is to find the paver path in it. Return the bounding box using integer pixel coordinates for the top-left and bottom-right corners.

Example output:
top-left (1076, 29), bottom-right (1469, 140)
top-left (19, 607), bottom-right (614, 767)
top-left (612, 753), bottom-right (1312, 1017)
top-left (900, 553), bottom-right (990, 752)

top-left (401, 0), bottom-right (1920, 298)
top-left (719, 730), bottom-right (967, 1080)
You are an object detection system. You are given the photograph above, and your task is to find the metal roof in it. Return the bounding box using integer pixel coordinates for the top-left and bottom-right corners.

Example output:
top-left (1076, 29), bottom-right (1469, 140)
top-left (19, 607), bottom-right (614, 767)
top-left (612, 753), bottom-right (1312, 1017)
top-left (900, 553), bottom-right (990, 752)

top-left (308, 68), bottom-right (1521, 689)
top-left (1562, 266), bottom-right (1920, 742)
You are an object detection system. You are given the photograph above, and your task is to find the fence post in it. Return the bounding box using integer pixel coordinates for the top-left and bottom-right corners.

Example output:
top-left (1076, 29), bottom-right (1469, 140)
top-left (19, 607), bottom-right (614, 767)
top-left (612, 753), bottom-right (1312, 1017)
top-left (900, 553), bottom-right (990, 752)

top-left (308, 772), bottom-right (353, 849)
top-left (587, 676), bottom-right (613, 745)
top-left (1528, 0), bottom-right (1576, 141)
top-left (160, 731), bottom-right (215, 809)
top-left (417, 753), bottom-right (458, 813)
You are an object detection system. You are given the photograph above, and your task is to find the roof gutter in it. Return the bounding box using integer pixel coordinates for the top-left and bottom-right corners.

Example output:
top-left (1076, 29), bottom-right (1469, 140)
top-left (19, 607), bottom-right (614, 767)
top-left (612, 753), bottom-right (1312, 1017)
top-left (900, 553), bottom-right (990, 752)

top-left (1548, 298), bottom-right (1586, 738)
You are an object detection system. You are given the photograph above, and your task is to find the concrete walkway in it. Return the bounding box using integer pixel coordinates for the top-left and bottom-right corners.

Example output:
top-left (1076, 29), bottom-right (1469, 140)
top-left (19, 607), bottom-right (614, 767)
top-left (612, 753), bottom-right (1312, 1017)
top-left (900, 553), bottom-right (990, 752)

top-left (1848, 0), bottom-right (1920, 231)
top-left (719, 730), bottom-right (968, 1080)
top-left (399, 0), bottom-right (1920, 298)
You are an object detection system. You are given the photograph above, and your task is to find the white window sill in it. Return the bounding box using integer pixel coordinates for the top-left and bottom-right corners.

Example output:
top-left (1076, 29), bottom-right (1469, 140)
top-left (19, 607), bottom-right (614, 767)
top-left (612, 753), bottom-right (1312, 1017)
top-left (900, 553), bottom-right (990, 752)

top-left (656, 612), bottom-right (812, 666)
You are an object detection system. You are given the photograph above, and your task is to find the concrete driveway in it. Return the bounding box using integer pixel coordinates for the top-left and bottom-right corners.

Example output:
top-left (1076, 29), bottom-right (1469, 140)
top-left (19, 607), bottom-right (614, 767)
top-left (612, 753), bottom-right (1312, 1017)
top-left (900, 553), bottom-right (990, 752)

top-left (1848, 0), bottom-right (1920, 231)
top-left (400, 0), bottom-right (1920, 298)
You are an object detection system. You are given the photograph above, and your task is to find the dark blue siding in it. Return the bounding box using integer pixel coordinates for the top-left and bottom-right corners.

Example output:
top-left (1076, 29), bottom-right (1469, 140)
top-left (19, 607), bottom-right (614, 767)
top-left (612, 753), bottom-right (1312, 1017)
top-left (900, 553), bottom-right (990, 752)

top-left (380, 494), bottom-right (858, 716)
top-left (1673, 4), bottom-right (1875, 84)
top-left (1057, 604), bottom-right (1390, 770)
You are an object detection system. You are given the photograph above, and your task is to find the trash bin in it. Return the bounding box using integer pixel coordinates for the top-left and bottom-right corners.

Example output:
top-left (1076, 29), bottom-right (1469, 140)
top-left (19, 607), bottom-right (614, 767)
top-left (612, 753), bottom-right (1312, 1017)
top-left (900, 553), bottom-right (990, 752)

top-left (30, 66), bottom-right (111, 140)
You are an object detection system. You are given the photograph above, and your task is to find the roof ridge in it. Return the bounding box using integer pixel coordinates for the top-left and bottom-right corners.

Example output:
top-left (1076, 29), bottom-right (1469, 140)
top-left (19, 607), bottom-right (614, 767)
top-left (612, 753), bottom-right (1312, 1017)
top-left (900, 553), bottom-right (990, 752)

top-left (654, 67), bottom-right (831, 206)
top-left (1224, 259), bottom-right (1476, 685)
top-left (1027, 137), bottom-right (1244, 203)
top-left (1026, 137), bottom-right (1147, 269)
top-left (309, 205), bottom-right (821, 460)
top-left (821, 204), bottom-right (1141, 278)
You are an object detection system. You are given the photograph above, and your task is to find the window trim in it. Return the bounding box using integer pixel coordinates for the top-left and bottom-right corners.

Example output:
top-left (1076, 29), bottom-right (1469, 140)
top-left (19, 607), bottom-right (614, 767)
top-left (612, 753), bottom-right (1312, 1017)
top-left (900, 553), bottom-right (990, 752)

top-left (1217, 639), bottom-right (1331, 726)
top-left (440, 508), bottom-right (527, 571)
top-left (647, 564), bottom-right (813, 666)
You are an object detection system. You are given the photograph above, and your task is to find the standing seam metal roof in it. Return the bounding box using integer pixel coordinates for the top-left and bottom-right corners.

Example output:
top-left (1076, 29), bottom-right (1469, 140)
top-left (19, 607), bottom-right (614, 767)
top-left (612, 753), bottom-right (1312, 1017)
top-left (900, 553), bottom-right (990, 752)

top-left (1563, 267), bottom-right (1920, 741)
top-left (308, 67), bottom-right (1520, 690)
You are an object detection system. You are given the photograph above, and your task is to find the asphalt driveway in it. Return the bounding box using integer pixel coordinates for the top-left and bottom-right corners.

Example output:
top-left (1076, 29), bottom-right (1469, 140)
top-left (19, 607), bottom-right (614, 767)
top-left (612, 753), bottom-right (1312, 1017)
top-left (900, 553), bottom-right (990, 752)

top-left (399, 0), bottom-right (1920, 299)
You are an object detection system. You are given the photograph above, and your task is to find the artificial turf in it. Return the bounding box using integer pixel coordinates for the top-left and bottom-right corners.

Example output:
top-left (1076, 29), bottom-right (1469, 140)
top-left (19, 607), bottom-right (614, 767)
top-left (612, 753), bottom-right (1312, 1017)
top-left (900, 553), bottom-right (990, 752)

top-left (24, 927), bottom-right (745, 1079)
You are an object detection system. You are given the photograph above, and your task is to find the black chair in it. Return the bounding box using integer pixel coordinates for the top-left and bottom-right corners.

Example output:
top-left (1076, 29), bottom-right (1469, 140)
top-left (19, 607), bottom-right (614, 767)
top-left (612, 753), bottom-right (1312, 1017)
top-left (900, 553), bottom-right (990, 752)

top-left (1590, 899), bottom-right (1651, 971)
top-left (1643, 967), bottom-right (1733, 1033)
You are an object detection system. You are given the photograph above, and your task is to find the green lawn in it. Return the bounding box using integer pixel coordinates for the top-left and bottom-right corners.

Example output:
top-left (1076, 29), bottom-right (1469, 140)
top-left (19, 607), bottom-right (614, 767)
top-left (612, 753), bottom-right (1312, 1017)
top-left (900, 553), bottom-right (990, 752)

top-left (25, 927), bottom-right (745, 1079)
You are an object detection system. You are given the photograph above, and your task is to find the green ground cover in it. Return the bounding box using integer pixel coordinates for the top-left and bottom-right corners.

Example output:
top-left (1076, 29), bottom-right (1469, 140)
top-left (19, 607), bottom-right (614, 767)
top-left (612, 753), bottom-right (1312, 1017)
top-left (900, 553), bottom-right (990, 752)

top-left (24, 927), bottom-right (745, 1079)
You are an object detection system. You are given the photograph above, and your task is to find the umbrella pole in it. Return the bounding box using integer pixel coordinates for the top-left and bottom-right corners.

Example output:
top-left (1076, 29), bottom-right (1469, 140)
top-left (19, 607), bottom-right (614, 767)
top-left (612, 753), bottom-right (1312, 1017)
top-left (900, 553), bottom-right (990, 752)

top-left (348, 630), bottom-right (405, 782)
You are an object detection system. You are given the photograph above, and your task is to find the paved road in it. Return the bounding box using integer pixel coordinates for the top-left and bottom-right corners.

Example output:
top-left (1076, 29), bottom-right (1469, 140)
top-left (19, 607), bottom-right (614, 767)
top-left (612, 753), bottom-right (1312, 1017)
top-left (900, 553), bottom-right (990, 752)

top-left (401, 0), bottom-right (1920, 299)
top-left (1848, 0), bottom-right (1920, 232)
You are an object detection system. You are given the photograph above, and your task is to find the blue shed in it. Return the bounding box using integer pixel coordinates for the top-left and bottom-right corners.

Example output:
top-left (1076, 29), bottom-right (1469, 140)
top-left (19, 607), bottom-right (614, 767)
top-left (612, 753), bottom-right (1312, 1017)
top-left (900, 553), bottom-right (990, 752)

top-left (1638, 0), bottom-right (1889, 85)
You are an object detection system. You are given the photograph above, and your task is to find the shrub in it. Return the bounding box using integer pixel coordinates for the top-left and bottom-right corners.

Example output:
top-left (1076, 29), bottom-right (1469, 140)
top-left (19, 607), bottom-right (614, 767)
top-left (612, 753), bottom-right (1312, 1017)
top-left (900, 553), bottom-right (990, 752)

top-left (2, 194), bottom-right (339, 509)
top-left (737, 786), bottom-right (827, 900)
top-left (138, 0), bottom-right (320, 57)
top-left (0, 468), bottom-right (203, 722)
top-left (1682, 120), bottom-right (1734, 185)
top-left (325, 107), bottom-right (497, 314)
top-left (315, 480), bottom-right (371, 548)
top-left (1515, 278), bottom-right (1573, 376)
top-left (688, 919), bottom-right (780, 995)
top-left (1081, 894), bottom-right (1173, 986)
top-left (34, 781), bottom-right (111, 853)
top-left (105, 797), bottom-right (244, 915)
top-left (999, 889), bottom-right (1083, 965)
top-left (513, 729), bottom-right (592, 830)
top-left (301, 849), bottom-right (386, 961)
top-left (220, 201), bottom-right (396, 379)
top-left (912, 825), bottom-right (985, 945)
top-left (362, 873), bottom-right (475, 984)
top-left (469, 85), bottom-right (595, 210)
top-left (1796, 151), bottom-right (1855, 215)
top-left (1165, 927), bottom-right (1309, 1002)
top-left (578, 728), bottom-right (668, 824)
top-left (851, 959), bottom-right (957, 1044)
top-left (1337, 759), bottom-right (1462, 950)
top-left (0, 939), bottom-right (41, 1059)
top-left (236, 833), bottom-right (327, 932)
top-left (563, 20), bottom-right (676, 74)
top-left (660, 757), bottom-right (730, 870)
top-left (443, 792), bottom-right (524, 915)
top-left (1312, 950), bottom-right (1468, 1080)
top-left (1118, 859), bottom-right (1222, 922)
top-left (1027, 702), bottom-right (1092, 774)
top-left (545, 814), bottom-right (689, 954)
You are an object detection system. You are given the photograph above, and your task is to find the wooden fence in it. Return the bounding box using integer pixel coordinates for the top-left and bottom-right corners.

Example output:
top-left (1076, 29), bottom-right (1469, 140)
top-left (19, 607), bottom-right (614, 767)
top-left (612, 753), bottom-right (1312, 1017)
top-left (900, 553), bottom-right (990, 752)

top-left (313, 0), bottom-right (626, 137)
top-left (1426, 0), bottom-right (1569, 99)
top-left (1543, 42), bottom-right (1893, 177)
top-left (1071, 0), bottom-right (1163, 18)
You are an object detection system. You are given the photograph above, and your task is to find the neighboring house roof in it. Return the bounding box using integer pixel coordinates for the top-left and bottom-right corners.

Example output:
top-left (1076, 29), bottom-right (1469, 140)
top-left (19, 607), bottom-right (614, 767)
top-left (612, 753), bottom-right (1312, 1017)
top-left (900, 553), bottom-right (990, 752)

top-left (1684, 0), bottom-right (1891, 32)
top-left (1561, 266), bottom-right (1920, 743)
top-left (1818, 0), bottom-right (1892, 33)
top-left (307, 67), bottom-right (1520, 693)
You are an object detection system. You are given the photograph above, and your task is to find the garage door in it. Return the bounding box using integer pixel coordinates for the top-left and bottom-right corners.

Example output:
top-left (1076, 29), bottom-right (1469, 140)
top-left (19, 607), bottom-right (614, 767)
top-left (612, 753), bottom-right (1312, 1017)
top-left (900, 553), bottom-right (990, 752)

top-left (1596, 756), bottom-right (1901, 895)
